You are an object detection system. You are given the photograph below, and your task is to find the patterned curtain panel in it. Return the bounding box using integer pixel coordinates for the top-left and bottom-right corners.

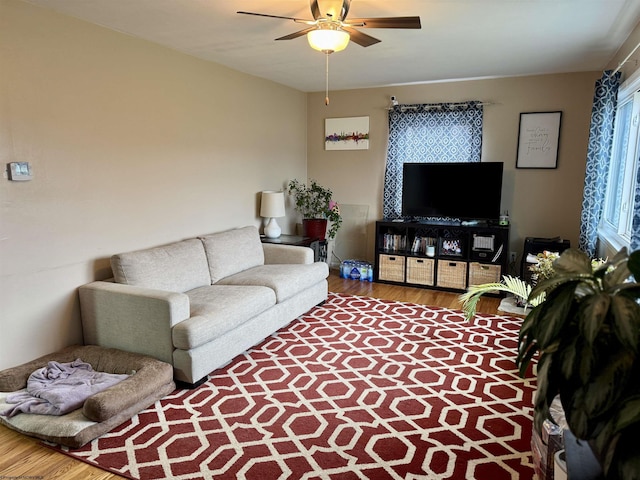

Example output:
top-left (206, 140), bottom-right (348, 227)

top-left (632, 169), bottom-right (640, 251)
top-left (578, 71), bottom-right (621, 257)
top-left (383, 102), bottom-right (483, 219)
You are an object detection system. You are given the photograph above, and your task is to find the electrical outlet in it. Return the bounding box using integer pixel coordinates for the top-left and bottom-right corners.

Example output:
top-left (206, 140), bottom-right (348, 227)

top-left (509, 251), bottom-right (517, 263)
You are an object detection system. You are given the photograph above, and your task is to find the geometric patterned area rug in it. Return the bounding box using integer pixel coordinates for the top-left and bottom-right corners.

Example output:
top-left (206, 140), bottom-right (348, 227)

top-left (52, 293), bottom-right (536, 480)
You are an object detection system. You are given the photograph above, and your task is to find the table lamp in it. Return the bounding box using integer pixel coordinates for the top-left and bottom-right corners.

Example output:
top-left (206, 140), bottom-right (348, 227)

top-left (260, 191), bottom-right (286, 238)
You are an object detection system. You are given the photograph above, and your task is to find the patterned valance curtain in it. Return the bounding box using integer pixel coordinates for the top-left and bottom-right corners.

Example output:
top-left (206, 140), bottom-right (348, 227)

top-left (578, 71), bottom-right (621, 257)
top-left (383, 102), bottom-right (483, 219)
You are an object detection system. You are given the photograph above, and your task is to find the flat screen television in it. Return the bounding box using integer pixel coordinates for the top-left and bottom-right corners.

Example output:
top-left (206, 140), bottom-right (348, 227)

top-left (401, 162), bottom-right (503, 221)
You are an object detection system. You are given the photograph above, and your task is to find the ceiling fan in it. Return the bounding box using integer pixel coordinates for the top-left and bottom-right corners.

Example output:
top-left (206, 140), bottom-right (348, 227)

top-left (238, 0), bottom-right (421, 105)
top-left (237, 0), bottom-right (421, 53)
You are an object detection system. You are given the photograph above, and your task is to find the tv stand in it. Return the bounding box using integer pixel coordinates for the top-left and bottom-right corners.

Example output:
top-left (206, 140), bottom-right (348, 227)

top-left (374, 220), bottom-right (509, 293)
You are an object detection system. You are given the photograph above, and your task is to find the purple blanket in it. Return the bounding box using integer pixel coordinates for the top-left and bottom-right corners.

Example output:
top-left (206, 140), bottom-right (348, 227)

top-left (1, 359), bottom-right (128, 417)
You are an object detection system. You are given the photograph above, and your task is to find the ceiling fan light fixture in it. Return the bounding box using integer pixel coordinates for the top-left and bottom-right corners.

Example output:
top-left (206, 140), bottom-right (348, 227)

top-left (307, 27), bottom-right (350, 53)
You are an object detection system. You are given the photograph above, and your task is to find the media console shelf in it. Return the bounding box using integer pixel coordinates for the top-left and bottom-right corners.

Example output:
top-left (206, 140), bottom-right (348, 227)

top-left (374, 220), bottom-right (509, 293)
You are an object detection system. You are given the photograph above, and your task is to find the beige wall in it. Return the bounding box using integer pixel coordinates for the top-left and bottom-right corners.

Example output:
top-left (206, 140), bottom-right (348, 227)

top-left (307, 72), bottom-right (600, 267)
top-left (2, 0), bottom-right (637, 371)
top-left (0, 0), bottom-right (307, 370)
top-left (606, 20), bottom-right (640, 81)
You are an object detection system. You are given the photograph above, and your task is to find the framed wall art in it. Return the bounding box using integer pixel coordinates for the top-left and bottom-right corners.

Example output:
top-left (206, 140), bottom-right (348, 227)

top-left (325, 116), bottom-right (369, 150)
top-left (516, 111), bottom-right (562, 169)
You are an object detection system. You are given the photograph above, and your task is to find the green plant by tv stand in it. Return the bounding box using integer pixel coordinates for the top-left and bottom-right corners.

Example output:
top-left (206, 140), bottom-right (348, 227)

top-left (374, 220), bottom-right (510, 293)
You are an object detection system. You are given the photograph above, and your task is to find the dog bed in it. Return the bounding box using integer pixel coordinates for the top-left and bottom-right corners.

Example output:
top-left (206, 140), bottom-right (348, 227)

top-left (0, 345), bottom-right (175, 448)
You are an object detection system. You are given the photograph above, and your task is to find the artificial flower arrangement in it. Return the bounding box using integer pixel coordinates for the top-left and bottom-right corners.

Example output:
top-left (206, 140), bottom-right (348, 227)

top-left (287, 179), bottom-right (342, 240)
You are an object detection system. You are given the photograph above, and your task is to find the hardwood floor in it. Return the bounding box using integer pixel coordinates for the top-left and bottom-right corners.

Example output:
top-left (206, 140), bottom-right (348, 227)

top-left (0, 271), bottom-right (501, 479)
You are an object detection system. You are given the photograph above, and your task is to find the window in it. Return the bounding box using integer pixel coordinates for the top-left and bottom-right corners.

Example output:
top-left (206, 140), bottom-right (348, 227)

top-left (600, 73), bottom-right (640, 251)
top-left (383, 102), bottom-right (483, 219)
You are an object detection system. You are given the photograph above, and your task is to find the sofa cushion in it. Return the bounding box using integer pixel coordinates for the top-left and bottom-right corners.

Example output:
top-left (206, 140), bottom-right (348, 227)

top-left (199, 226), bottom-right (265, 284)
top-left (172, 285), bottom-right (276, 350)
top-left (111, 238), bottom-right (211, 293)
top-left (217, 263), bottom-right (329, 303)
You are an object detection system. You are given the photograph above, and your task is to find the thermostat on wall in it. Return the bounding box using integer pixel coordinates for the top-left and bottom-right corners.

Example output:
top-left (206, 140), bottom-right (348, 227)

top-left (8, 162), bottom-right (32, 181)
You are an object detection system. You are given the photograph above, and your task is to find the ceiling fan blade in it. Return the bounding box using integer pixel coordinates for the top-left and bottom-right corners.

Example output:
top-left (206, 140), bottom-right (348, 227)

top-left (341, 27), bottom-right (380, 47)
top-left (237, 11), bottom-right (315, 25)
top-left (345, 16), bottom-right (422, 29)
top-left (310, 0), bottom-right (321, 20)
top-left (275, 27), bottom-right (318, 41)
top-left (310, 0), bottom-right (351, 21)
top-left (338, 0), bottom-right (351, 21)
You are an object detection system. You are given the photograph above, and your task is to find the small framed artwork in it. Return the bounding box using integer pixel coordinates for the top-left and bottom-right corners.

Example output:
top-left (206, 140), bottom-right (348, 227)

top-left (516, 111), bottom-right (562, 169)
top-left (325, 116), bottom-right (369, 150)
top-left (439, 238), bottom-right (463, 257)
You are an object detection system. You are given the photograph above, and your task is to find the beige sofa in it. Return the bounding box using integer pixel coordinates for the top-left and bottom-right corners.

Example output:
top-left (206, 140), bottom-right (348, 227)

top-left (79, 226), bottom-right (329, 386)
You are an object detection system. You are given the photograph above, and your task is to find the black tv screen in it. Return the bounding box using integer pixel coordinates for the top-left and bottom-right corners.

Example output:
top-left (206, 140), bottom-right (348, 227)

top-left (401, 162), bottom-right (503, 221)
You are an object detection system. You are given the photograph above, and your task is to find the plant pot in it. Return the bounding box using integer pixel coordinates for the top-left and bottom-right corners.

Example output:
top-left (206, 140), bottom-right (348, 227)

top-left (303, 218), bottom-right (327, 240)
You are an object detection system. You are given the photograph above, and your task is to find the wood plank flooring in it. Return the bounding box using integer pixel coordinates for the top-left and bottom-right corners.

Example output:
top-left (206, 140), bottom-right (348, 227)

top-left (0, 271), bottom-right (501, 479)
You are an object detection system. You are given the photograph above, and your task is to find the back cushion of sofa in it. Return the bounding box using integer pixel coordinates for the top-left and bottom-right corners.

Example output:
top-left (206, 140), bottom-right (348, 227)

top-left (111, 238), bottom-right (211, 292)
top-left (199, 226), bottom-right (265, 284)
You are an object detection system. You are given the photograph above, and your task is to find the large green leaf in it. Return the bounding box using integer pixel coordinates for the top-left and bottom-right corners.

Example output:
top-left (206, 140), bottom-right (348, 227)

top-left (628, 250), bottom-right (640, 281)
top-left (517, 341), bottom-right (539, 378)
top-left (609, 247), bottom-right (630, 267)
top-left (559, 337), bottom-right (579, 379)
top-left (582, 351), bottom-right (633, 417)
top-left (617, 283), bottom-right (640, 301)
top-left (608, 423), bottom-right (640, 480)
top-left (578, 293), bottom-right (611, 345)
top-left (614, 395), bottom-right (640, 433)
top-left (553, 248), bottom-right (593, 275)
top-left (534, 286), bottom-right (577, 349)
top-left (518, 305), bottom-right (540, 346)
top-left (564, 387), bottom-right (590, 438)
top-left (517, 306), bottom-right (543, 372)
top-left (577, 341), bottom-right (594, 385)
top-left (610, 295), bottom-right (640, 352)
top-left (529, 276), bottom-right (587, 304)
top-left (533, 354), bottom-right (554, 431)
top-left (591, 421), bottom-right (617, 472)
top-left (459, 275), bottom-right (542, 321)
top-left (604, 261), bottom-right (631, 291)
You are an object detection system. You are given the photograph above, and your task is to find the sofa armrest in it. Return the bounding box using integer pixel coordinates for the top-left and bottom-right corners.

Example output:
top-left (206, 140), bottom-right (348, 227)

top-left (262, 243), bottom-right (314, 264)
top-left (79, 281), bottom-right (190, 365)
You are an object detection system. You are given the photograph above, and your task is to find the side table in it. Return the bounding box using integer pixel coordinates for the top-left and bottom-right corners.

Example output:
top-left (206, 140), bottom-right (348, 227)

top-left (260, 234), bottom-right (327, 262)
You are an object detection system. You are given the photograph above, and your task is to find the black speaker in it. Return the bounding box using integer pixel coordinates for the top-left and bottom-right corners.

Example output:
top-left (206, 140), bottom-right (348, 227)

top-left (521, 236), bottom-right (570, 282)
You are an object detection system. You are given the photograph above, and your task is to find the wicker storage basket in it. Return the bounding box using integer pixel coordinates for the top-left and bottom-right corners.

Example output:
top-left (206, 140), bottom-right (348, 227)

top-left (378, 254), bottom-right (405, 282)
top-left (468, 262), bottom-right (502, 285)
top-left (406, 257), bottom-right (435, 286)
top-left (436, 260), bottom-right (467, 290)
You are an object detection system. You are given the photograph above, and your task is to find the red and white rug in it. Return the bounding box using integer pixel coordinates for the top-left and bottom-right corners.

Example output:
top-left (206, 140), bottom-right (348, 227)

top-left (53, 293), bottom-right (536, 479)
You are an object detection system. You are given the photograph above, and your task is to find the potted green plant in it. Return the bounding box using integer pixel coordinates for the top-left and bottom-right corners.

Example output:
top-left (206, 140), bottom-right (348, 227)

top-left (459, 274), bottom-right (545, 321)
top-left (517, 247), bottom-right (640, 479)
top-left (287, 179), bottom-right (342, 240)
top-left (459, 251), bottom-right (561, 320)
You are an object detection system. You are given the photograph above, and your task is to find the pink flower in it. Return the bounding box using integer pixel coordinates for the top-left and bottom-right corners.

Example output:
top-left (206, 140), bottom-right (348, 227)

top-left (329, 200), bottom-right (337, 211)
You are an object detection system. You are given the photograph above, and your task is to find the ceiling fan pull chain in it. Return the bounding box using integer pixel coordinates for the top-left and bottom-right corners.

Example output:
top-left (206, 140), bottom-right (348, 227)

top-left (325, 52), bottom-right (330, 105)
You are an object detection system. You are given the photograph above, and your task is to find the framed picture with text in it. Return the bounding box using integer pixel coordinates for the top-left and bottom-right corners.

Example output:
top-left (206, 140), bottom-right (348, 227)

top-left (516, 111), bottom-right (562, 169)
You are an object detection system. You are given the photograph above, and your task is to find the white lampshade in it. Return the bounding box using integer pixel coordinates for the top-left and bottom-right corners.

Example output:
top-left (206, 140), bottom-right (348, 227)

top-left (307, 28), bottom-right (350, 53)
top-left (260, 191), bottom-right (285, 239)
top-left (260, 191), bottom-right (285, 218)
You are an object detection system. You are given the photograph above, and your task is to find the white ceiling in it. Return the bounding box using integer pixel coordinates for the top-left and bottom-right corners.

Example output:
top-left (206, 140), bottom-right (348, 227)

top-left (23, 0), bottom-right (640, 92)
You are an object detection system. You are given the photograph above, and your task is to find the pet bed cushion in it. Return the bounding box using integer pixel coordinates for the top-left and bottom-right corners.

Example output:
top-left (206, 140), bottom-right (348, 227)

top-left (0, 345), bottom-right (175, 448)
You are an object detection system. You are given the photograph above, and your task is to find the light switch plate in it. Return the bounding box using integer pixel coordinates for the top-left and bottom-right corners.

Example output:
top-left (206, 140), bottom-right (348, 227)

top-left (8, 162), bottom-right (32, 181)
